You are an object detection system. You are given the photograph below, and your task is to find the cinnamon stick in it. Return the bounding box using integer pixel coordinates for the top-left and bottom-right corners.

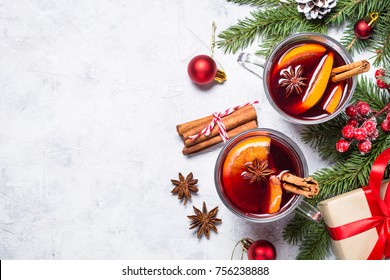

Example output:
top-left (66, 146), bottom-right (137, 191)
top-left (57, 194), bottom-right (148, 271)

top-left (176, 115), bottom-right (213, 136)
top-left (182, 120), bottom-right (258, 155)
top-left (279, 171), bottom-right (319, 198)
top-left (331, 60), bottom-right (367, 74)
top-left (331, 60), bottom-right (370, 83)
top-left (183, 105), bottom-right (257, 147)
top-left (181, 105), bottom-right (256, 141)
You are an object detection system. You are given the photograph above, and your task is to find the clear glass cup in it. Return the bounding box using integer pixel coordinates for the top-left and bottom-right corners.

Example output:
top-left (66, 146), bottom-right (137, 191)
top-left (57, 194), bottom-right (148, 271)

top-left (214, 128), bottom-right (321, 223)
top-left (238, 32), bottom-right (356, 125)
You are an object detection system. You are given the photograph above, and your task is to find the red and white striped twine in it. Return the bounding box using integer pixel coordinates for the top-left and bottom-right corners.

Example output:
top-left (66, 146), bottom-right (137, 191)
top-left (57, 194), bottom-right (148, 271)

top-left (189, 100), bottom-right (259, 142)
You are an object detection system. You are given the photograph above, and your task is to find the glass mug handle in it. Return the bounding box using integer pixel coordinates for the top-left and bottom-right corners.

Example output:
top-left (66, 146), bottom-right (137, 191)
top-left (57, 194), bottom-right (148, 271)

top-left (237, 52), bottom-right (266, 79)
top-left (295, 200), bottom-right (322, 223)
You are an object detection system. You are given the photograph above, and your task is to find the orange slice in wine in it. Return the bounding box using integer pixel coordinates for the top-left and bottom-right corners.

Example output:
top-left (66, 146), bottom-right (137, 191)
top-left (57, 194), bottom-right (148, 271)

top-left (223, 136), bottom-right (271, 177)
top-left (266, 175), bottom-right (283, 214)
top-left (291, 52), bottom-right (334, 115)
top-left (323, 83), bottom-right (344, 114)
top-left (276, 43), bottom-right (327, 71)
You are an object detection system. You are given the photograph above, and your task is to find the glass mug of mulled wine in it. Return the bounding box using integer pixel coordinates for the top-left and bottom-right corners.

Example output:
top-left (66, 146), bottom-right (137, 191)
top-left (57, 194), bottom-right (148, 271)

top-left (214, 128), bottom-right (321, 223)
top-left (238, 32), bottom-right (356, 124)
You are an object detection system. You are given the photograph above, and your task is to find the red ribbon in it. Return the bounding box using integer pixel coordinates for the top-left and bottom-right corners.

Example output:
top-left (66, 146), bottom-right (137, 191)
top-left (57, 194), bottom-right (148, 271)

top-left (327, 147), bottom-right (390, 260)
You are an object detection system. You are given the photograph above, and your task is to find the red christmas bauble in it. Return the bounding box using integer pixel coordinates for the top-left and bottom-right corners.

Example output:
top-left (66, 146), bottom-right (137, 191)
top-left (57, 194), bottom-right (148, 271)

top-left (247, 240), bottom-right (277, 260)
top-left (187, 55), bottom-right (217, 85)
top-left (354, 19), bottom-right (373, 39)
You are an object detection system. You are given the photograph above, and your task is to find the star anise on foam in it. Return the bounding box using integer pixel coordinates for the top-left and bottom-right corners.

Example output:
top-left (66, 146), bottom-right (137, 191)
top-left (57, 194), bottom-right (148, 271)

top-left (278, 65), bottom-right (308, 98)
top-left (171, 172), bottom-right (198, 205)
top-left (241, 158), bottom-right (275, 184)
top-left (187, 201), bottom-right (222, 239)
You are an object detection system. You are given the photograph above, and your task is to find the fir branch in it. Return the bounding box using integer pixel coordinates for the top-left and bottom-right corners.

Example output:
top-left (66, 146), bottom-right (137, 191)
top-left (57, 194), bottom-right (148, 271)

top-left (372, 9), bottom-right (390, 67)
top-left (325, 0), bottom-right (389, 26)
top-left (217, 4), bottom-right (328, 54)
top-left (301, 114), bottom-right (349, 162)
top-left (295, 223), bottom-right (331, 260)
top-left (352, 76), bottom-right (389, 111)
top-left (282, 215), bottom-right (319, 245)
top-left (226, 0), bottom-right (281, 7)
top-left (217, 4), bottom-right (295, 54)
top-left (254, 34), bottom-right (287, 58)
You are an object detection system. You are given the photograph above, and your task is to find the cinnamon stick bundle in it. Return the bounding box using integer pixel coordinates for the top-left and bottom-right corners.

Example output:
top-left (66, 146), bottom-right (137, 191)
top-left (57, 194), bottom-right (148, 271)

top-left (176, 104), bottom-right (258, 155)
top-left (182, 120), bottom-right (258, 155)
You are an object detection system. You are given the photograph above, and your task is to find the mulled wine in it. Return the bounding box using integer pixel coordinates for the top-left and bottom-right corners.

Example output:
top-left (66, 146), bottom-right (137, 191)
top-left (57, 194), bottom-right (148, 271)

top-left (215, 129), bottom-right (308, 222)
top-left (267, 40), bottom-right (353, 121)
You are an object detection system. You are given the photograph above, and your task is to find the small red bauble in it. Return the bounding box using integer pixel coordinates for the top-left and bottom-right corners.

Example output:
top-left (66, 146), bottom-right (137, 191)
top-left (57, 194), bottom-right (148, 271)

top-left (354, 19), bottom-right (374, 39)
top-left (247, 240), bottom-right (277, 260)
top-left (187, 55), bottom-right (217, 85)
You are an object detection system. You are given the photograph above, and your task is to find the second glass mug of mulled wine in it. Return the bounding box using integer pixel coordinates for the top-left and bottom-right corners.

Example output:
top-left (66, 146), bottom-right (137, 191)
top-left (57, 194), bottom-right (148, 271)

top-left (214, 128), bottom-right (321, 223)
top-left (238, 32), bottom-right (357, 124)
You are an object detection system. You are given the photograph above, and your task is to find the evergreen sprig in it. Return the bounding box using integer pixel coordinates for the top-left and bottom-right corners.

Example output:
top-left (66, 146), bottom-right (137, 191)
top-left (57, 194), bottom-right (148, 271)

top-left (218, 0), bottom-right (389, 66)
top-left (226, 0), bottom-right (280, 7)
top-left (325, 0), bottom-right (389, 26)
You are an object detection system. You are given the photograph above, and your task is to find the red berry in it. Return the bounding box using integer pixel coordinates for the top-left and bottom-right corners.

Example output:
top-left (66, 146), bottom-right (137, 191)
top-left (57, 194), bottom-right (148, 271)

top-left (386, 113), bottom-right (390, 122)
top-left (356, 101), bottom-right (371, 116)
top-left (363, 120), bottom-right (376, 133)
top-left (336, 139), bottom-right (350, 153)
top-left (377, 79), bottom-right (389, 89)
top-left (354, 127), bottom-right (368, 141)
top-left (375, 69), bottom-right (385, 79)
top-left (345, 105), bottom-right (358, 117)
top-left (347, 118), bottom-right (359, 127)
top-left (358, 139), bottom-right (372, 154)
top-left (381, 120), bottom-right (390, 132)
top-left (342, 125), bottom-right (355, 139)
top-left (368, 128), bottom-right (379, 140)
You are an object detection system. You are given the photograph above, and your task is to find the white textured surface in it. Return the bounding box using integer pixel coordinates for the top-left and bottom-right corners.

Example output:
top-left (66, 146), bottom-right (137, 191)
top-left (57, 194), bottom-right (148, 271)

top-left (0, 0), bottom-right (364, 260)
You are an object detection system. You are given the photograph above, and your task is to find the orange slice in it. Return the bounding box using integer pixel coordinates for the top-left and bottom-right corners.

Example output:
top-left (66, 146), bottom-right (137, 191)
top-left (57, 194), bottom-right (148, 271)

top-left (292, 52), bottom-right (334, 115)
top-left (323, 83), bottom-right (343, 114)
top-left (276, 43), bottom-right (327, 71)
top-left (223, 136), bottom-right (271, 177)
top-left (266, 176), bottom-right (283, 214)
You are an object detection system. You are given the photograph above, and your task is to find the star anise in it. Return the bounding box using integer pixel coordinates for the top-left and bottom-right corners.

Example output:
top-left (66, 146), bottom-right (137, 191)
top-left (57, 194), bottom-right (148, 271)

top-left (187, 201), bottom-right (222, 239)
top-left (278, 65), bottom-right (308, 98)
top-left (171, 172), bottom-right (198, 205)
top-left (241, 158), bottom-right (275, 184)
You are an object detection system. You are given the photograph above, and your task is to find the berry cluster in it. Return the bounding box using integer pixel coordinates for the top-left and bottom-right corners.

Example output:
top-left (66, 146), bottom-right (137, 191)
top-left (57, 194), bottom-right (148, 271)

top-left (336, 101), bottom-right (390, 154)
top-left (375, 69), bottom-right (390, 89)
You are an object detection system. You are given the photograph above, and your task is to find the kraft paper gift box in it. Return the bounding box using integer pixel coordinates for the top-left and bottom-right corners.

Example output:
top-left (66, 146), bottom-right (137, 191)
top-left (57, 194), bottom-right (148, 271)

top-left (318, 180), bottom-right (389, 260)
